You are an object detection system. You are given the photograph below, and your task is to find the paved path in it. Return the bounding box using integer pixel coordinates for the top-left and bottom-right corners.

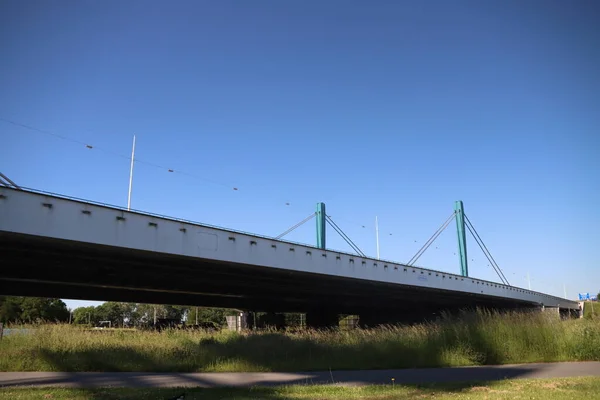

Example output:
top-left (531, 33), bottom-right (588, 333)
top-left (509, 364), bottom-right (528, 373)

top-left (1, 362), bottom-right (599, 388)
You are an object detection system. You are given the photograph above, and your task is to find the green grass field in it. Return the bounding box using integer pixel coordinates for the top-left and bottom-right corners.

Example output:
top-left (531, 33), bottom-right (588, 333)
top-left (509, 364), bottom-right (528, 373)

top-left (1, 310), bottom-right (599, 372)
top-left (1, 377), bottom-right (599, 399)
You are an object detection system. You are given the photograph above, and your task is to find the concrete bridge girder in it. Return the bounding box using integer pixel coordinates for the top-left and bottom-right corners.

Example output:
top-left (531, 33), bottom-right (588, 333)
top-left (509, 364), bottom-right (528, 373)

top-left (0, 187), bottom-right (581, 316)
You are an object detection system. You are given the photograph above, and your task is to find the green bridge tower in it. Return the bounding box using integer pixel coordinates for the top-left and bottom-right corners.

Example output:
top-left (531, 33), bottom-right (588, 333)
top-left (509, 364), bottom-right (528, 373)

top-left (454, 200), bottom-right (468, 277)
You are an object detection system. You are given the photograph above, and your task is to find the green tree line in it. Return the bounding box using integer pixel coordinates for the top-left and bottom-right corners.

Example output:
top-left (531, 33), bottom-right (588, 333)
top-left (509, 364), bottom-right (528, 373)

top-left (72, 302), bottom-right (233, 328)
top-left (0, 296), bottom-right (234, 327)
top-left (0, 296), bottom-right (70, 323)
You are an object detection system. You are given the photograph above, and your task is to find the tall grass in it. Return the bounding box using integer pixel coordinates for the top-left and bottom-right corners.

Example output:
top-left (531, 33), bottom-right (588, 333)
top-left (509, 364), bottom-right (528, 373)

top-left (1, 310), bottom-right (598, 372)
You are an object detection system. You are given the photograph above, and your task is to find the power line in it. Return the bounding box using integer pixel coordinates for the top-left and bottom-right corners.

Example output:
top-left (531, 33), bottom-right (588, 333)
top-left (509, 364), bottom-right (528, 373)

top-left (1, 117), bottom-right (131, 160)
top-left (1, 116), bottom-right (239, 190)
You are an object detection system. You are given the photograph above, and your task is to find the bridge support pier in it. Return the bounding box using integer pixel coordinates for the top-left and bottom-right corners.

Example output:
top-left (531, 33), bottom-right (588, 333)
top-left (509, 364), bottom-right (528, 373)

top-left (306, 309), bottom-right (339, 329)
top-left (556, 308), bottom-right (581, 320)
top-left (257, 312), bottom-right (286, 330)
top-left (541, 306), bottom-right (560, 318)
top-left (358, 308), bottom-right (441, 328)
top-left (358, 313), bottom-right (400, 328)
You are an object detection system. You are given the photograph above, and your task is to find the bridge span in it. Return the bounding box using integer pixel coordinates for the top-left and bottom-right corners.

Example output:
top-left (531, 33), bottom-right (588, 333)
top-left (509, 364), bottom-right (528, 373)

top-left (0, 187), bottom-right (580, 326)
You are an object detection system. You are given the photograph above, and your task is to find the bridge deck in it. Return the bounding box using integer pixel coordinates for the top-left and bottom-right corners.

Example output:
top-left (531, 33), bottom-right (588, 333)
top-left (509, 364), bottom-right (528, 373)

top-left (0, 187), bottom-right (578, 312)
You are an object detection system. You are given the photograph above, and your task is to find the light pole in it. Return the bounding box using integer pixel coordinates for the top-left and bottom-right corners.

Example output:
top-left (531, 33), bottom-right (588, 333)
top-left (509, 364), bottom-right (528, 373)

top-left (127, 135), bottom-right (136, 210)
top-left (375, 216), bottom-right (380, 260)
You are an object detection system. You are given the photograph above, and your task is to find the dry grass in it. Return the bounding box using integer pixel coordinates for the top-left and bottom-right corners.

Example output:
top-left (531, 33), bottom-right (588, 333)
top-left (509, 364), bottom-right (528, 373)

top-left (1, 310), bottom-right (599, 372)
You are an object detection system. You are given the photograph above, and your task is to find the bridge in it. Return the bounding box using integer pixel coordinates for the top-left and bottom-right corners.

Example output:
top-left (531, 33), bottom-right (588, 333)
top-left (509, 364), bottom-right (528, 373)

top-left (0, 186), bottom-right (581, 327)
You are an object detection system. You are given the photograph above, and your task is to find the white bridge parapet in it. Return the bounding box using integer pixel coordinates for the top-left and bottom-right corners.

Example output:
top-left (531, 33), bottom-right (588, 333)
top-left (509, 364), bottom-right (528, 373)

top-left (0, 187), bottom-right (579, 310)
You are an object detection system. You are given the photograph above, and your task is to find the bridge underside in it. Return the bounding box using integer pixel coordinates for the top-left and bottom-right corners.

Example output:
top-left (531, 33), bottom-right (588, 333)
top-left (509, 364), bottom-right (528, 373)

top-left (1, 232), bottom-right (537, 318)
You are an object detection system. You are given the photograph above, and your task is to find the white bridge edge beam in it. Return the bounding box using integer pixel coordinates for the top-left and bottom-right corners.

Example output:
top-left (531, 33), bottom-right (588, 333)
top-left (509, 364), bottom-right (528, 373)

top-left (0, 187), bottom-right (579, 310)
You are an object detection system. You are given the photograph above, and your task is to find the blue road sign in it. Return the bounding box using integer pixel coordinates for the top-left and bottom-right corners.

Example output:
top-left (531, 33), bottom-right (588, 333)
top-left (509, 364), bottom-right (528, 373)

top-left (579, 293), bottom-right (591, 301)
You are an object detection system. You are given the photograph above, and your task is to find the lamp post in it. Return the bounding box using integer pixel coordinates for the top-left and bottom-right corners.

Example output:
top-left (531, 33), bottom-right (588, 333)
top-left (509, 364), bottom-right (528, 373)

top-left (127, 135), bottom-right (136, 210)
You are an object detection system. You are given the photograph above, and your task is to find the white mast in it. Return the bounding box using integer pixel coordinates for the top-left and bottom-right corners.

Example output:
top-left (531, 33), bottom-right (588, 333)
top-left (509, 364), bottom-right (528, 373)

top-left (376, 216), bottom-right (380, 260)
top-left (127, 135), bottom-right (136, 210)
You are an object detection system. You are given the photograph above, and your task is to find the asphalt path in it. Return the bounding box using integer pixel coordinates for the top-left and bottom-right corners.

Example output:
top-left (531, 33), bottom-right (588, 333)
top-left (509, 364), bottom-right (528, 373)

top-left (1, 362), bottom-right (599, 388)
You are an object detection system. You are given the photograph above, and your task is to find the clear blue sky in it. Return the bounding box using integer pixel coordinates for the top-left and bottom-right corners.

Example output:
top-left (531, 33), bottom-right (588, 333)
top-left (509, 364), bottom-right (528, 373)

top-left (1, 0), bottom-right (598, 310)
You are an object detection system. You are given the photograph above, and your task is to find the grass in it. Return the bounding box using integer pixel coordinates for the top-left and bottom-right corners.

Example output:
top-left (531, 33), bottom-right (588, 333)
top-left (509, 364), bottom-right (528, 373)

top-left (583, 301), bottom-right (598, 319)
top-left (1, 377), bottom-right (600, 399)
top-left (1, 310), bottom-right (599, 372)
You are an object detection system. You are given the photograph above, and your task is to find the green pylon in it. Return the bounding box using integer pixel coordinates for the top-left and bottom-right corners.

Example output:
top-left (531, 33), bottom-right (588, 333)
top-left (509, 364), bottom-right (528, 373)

top-left (316, 202), bottom-right (326, 249)
top-left (454, 200), bottom-right (468, 277)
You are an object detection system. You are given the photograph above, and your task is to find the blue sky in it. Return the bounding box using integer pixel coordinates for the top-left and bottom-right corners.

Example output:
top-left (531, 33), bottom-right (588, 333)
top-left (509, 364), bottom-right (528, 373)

top-left (1, 1), bottom-right (598, 310)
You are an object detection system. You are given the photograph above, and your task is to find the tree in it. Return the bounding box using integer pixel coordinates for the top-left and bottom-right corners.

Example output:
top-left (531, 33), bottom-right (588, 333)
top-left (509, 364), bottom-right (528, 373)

top-left (133, 304), bottom-right (188, 326)
top-left (161, 305), bottom-right (188, 321)
top-left (95, 302), bottom-right (126, 327)
top-left (120, 302), bottom-right (139, 327)
top-left (193, 307), bottom-right (233, 327)
top-left (72, 306), bottom-right (98, 325)
top-left (133, 303), bottom-right (155, 326)
top-left (69, 302), bottom-right (234, 328)
top-left (0, 296), bottom-right (23, 323)
top-left (0, 297), bottom-right (69, 323)
top-left (20, 298), bottom-right (69, 323)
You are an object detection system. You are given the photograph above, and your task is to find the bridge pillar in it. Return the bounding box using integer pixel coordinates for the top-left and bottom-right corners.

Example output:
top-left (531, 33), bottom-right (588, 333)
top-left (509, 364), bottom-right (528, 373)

top-left (359, 312), bottom-right (398, 328)
top-left (316, 202), bottom-right (326, 249)
top-left (454, 200), bottom-right (469, 277)
top-left (540, 305), bottom-right (560, 318)
top-left (306, 309), bottom-right (338, 329)
top-left (359, 308), bottom-right (442, 328)
top-left (257, 312), bottom-right (286, 330)
top-left (559, 308), bottom-right (572, 320)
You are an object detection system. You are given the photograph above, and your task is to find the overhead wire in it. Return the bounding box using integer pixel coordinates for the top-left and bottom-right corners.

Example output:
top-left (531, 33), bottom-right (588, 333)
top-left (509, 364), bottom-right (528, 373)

top-left (327, 213), bottom-right (436, 259)
top-left (0, 117), bottom-right (239, 191)
top-left (1, 117), bottom-right (131, 160)
top-left (326, 214), bottom-right (368, 230)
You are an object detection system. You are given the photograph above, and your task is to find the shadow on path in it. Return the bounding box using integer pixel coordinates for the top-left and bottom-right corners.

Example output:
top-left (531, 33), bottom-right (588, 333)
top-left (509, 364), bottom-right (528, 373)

top-left (3, 362), bottom-right (600, 388)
